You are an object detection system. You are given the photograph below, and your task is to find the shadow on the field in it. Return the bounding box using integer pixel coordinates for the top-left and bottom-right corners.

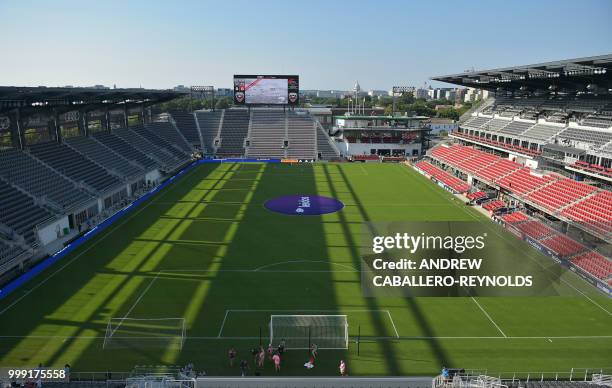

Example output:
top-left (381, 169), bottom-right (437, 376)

top-left (181, 162), bottom-right (353, 376)
top-left (320, 164), bottom-right (403, 375)
top-left (0, 162), bottom-right (234, 370)
top-left (326, 163), bottom-right (454, 370)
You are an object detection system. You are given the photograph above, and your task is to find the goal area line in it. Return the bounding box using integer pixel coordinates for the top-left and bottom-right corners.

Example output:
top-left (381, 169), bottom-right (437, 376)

top-left (217, 309), bottom-right (400, 339)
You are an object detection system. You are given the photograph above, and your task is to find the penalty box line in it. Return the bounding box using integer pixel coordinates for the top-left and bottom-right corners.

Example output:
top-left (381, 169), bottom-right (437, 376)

top-left (217, 309), bottom-right (399, 339)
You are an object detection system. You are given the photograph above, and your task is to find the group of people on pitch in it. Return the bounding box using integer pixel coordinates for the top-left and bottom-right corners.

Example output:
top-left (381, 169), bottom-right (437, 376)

top-left (229, 340), bottom-right (347, 376)
top-left (229, 340), bottom-right (287, 376)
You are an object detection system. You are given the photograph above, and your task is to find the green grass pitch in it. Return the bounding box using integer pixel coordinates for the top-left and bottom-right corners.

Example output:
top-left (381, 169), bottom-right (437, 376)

top-left (0, 162), bottom-right (610, 377)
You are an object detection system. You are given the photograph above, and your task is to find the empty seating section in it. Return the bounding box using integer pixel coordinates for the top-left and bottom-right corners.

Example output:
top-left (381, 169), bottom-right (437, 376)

top-left (145, 122), bottom-right (193, 154)
top-left (456, 152), bottom-right (498, 172)
top-left (428, 145), bottom-right (608, 236)
top-left (480, 119), bottom-right (509, 132)
top-left (497, 168), bottom-right (556, 195)
top-left (500, 211), bottom-right (529, 223)
top-left (539, 234), bottom-right (586, 257)
top-left (133, 126), bottom-right (191, 162)
top-left (0, 239), bottom-right (26, 267)
top-left (452, 131), bottom-right (541, 157)
top-left (571, 251), bottom-right (611, 280)
top-left (0, 148), bottom-right (92, 209)
top-left (0, 179), bottom-right (53, 244)
top-left (30, 142), bottom-right (121, 192)
top-left (476, 159), bottom-right (521, 183)
top-left (195, 111), bottom-right (222, 153)
top-left (521, 124), bottom-right (564, 141)
top-left (170, 111), bottom-right (201, 147)
top-left (482, 200), bottom-right (506, 212)
top-left (558, 127), bottom-right (612, 146)
top-left (583, 115), bottom-right (612, 129)
top-left (572, 160), bottom-right (612, 177)
top-left (65, 136), bottom-right (143, 179)
top-left (540, 98), bottom-right (567, 111)
top-left (466, 191), bottom-right (487, 201)
top-left (515, 220), bottom-right (556, 240)
top-left (498, 120), bottom-right (534, 136)
top-left (93, 132), bottom-right (158, 170)
top-left (561, 191), bottom-right (612, 236)
top-left (247, 110), bottom-right (285, 158)
top-left (430, 144), bottom-right (522, 183)
top-left (287, 112), bottom-right (316, 159)
top-left (528, 179), bottom-right (597, 211)
top-left (114, 128), bottom-right (181, 170)
top-left (415, 161), bottom-right (470, 193)
top-left (217, 110), bottom-right (249, 157)
top-left (317, 127), bottom-right (339, 160)
top-left (463, 116), bottom-right (490, 129)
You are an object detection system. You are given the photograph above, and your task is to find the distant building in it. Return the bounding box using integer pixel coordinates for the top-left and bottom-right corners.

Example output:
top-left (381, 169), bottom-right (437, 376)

top-left (368, 90), bottom-right (388, 98)
top-left (173, 85), bottom-right (190, 92)
top-left (414, 88), bottom-right (429, 99)
top-left (463, 88), bottom-right (489, 102)
top-left (427, 118), bottom-right (457, 134)
top-left (316, 90), bottom-right (346, 98)
top-left (215, 88), bottom-right (232, 97)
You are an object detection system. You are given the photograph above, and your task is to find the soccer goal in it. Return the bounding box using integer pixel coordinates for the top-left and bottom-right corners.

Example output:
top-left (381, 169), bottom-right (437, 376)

top-left (103, 317), bottom-right (186, 350)
top-left (269, 315), bottom-right (348, 350)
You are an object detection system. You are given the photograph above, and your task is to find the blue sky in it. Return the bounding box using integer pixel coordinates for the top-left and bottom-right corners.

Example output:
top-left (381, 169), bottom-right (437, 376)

top-left (1, 0), bottom-right (611, 90)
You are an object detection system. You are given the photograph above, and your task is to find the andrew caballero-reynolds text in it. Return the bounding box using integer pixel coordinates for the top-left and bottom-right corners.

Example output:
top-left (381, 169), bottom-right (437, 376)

top-left (368, 232), bottom-right (533, 288)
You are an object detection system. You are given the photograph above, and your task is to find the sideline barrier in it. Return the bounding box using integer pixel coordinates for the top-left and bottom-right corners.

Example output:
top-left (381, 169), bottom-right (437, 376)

top-left (0, 158), bottom-right (280, 301)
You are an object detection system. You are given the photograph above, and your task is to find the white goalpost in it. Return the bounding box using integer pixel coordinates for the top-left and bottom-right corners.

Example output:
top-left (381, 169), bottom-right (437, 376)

top-left (269, 315), bottom-right (348, 350)
top-left (103, 317), bottom-right (186, 350)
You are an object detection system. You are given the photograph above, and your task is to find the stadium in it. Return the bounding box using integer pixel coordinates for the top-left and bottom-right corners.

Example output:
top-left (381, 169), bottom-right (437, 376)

top-left (0, 3), bottom-right (611, 388)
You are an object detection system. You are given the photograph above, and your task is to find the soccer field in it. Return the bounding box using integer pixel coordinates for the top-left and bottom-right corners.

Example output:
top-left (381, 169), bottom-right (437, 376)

top-left (0, 162), bottom-right (610, 377)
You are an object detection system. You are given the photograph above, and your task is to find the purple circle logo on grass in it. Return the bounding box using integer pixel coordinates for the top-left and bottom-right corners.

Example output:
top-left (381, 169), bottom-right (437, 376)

top-left (265, 195), bottom-right (344, 215)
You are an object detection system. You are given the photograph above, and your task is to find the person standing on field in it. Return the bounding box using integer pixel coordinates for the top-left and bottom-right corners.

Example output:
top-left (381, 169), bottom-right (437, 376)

top-left (339, 360), bottom-right (347, 376)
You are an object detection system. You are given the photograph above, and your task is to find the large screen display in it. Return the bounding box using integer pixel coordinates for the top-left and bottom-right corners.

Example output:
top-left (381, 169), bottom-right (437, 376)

top-left (233, 75), bottom-right (299, 105)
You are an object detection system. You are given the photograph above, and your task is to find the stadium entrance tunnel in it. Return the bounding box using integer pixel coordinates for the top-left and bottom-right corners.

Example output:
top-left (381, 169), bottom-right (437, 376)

top-left (264, 194), bottom-right (344, 215)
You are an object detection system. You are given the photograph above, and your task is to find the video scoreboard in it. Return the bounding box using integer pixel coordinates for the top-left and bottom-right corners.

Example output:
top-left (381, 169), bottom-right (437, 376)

top-left (233, 75), bottom-right (299, 106)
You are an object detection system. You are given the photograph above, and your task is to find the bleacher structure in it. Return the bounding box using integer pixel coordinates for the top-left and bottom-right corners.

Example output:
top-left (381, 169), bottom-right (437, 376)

top-left (215, 109), bottom-right (250, 157)
top-left (0, 87), bottom-right (196, 279)
top-left (170, 110), bottom-right (202, 149)
top-left (421, 143), bottom-right (612, 287)
top-left (286, 111), bottom-right (317, 160)
top-left (426, 55), bottom-right (612, 292)
top-left (194, 110), bottom-right (222, 154)
top-left (246, 109), bottom-right (286, 158)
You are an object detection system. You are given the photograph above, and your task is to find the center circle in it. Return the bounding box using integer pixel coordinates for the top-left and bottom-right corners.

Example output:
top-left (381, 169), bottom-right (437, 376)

top-left (264, 195), bottom-right (344, 215)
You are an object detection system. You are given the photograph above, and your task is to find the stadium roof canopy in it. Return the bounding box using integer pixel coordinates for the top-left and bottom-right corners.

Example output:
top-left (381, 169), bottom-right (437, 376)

top-left (431, 54), bottom-right (612, 94)
top-left (0, 86), bottom-right (186, 114)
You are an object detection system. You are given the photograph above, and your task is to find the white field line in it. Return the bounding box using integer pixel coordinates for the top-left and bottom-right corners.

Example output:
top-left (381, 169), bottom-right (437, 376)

top-left (386, 310), bottom-right (400, 338)
top-left (253, 260), bottom-right (359, 272)
top-left (405, 164), bottom-right (611, 316)
top-left (109, 271), bottom-right (161, 337)
top-left (0, 167), bottom-right (198, 317)
top-left (470, 296), bottom-right (507, 338)
top-left (217, 310), bottom-right (230, 338)
top-left (359, 164), bottom-right (369, 175)
top-left (218, 308), bottom-right (399, 339)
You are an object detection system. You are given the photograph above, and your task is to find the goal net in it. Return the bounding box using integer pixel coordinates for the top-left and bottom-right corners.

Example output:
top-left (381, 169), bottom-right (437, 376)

top-left (103, 317), bottom-right (186, 350)
top-left (269, 315), bottom-right (348, 350)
